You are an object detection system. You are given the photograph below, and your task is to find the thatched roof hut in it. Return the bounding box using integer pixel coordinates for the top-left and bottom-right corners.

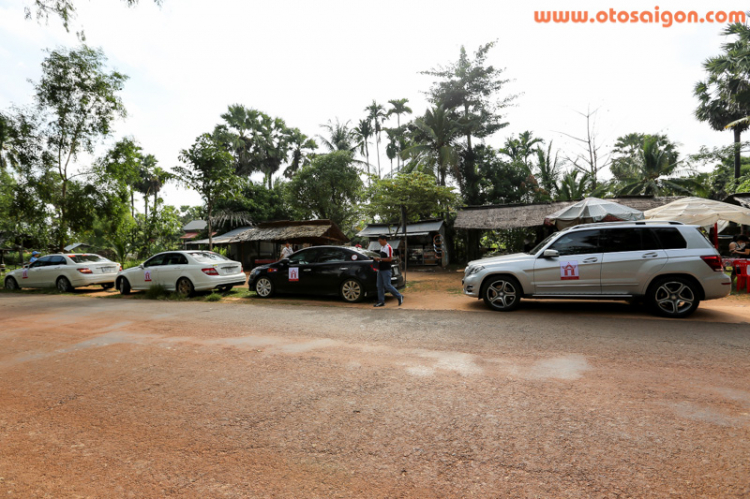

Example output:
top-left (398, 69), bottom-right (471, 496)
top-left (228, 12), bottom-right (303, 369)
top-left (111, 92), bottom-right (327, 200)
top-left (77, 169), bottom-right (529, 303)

top-left (455, 197), bottom-right (684, 230)
top-left (231, 220), bottom-right (349, 245)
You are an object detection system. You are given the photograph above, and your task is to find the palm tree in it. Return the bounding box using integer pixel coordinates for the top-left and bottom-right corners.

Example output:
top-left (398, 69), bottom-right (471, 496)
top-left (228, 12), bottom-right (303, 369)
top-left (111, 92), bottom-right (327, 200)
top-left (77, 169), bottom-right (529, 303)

top-left (499, 131), bottom-right (543, 174)
top-left (214, 104), bottom-right (262, 176)
top-left (365, 101), bottom-right (387, 178)
top-left (284, 129), bottom-right (317, 178)
top-left (534, 142), bottom-right (562, 200)
top-left (352, 119), bottom-right (373, 178)
top-left (317, 118), bottom-right (358, 153)
top-left (558, 170), bottom-right (590, 201)
top-left (695, 19), bottom-right (750, 179)
top-left (387, 98), bottom-right (412, 171)
top-left (401, 105), bottom-right (462, 186)
top-left (614, 135), bottom-right (700, 196)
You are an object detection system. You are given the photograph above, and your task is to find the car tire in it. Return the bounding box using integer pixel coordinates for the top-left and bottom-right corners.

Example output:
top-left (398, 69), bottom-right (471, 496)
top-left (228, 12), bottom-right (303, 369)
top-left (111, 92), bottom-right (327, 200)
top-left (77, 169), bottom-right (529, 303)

top-left (118, 277), bottom-right (131, 295)
top-left (101, 283), bottom-right (115, 290)
top-left (254, 277), bottom-right (274, 298)
top-left (647, 276), bottom-right (700, 318)
top-left (4, 277), bottom-right (19, 291)
top-left (56, 276), bottom-right (73, 293)
top-left (340, 278), bottom-right (364, 303)
top-left (482, 275), bottom-right (522, 312)
top-left (176, 278), bottom-right (195, 298)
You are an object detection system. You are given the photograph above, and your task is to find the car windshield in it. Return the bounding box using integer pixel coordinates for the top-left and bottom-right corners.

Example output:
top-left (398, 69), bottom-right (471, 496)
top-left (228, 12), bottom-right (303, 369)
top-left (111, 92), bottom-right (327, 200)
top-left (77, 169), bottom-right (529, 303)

top-left (68, 254), bottom-right (109, 263)
top-left (188, 251), bottom-right (229, 263)
top-left (527, 233), bottom-right (558, 255)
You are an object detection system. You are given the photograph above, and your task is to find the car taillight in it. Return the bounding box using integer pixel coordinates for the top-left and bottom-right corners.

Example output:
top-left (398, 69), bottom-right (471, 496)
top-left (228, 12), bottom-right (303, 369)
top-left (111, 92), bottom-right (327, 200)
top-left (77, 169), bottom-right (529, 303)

top-left (701, 255), bottom-right (723, 272)
top-left (77, 268), bottom-right (93, 274)
top-left (202, 267), bottom-right (219, 276)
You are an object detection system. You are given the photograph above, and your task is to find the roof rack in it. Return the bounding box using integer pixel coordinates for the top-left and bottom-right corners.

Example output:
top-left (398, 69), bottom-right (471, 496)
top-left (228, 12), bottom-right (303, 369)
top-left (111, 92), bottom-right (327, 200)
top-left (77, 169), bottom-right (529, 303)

top-left (568, 220), bottom-right (684, 229)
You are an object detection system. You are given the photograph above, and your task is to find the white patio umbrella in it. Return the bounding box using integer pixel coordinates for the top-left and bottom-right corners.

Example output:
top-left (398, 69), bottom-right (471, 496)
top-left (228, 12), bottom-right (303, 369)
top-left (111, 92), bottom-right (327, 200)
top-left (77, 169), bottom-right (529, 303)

top-left (545, 197), bottom-right (644, 229)
top-left (644, 197), bottom-right (750, 249)
top-left (643, 197), bottom-right (750, 227)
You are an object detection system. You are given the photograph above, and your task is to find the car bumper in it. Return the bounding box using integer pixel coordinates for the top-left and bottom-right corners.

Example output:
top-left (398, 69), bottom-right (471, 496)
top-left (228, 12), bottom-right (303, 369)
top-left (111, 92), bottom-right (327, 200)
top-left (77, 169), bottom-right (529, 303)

top-left (69, 273), bottom-right (118, 287)
top-left (702, 272), bottom-right (732, 300)
top-left (462, 273), bottom-right (480, 298)
top-left (193, 274), bottom-right (247, 291)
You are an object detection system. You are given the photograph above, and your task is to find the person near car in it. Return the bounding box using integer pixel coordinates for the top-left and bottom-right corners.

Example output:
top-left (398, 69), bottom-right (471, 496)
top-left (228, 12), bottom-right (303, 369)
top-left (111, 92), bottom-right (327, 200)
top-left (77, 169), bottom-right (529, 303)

top-left (280, 242), bottom-right (294, 260)
top-left (731, 235), bottom-right (749, 257)
top-left (372, 235), bottom-right (403, 308)
top-left (29, 251), bottom-right (40, 264)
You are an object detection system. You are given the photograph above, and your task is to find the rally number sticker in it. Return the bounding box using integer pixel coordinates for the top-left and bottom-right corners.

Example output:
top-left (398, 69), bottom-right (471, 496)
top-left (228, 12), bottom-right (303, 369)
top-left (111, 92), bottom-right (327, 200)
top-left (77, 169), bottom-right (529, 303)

top-left (22, 268), bottom-right (28, 279)
top-left (144, 269), bottom-right (152, 282)
top-left (289, 267), bottom-right (299, 282)
top-left (352, 254), bottom-right (358, 260)
top-left (560, 261), bottom-right (579, 280)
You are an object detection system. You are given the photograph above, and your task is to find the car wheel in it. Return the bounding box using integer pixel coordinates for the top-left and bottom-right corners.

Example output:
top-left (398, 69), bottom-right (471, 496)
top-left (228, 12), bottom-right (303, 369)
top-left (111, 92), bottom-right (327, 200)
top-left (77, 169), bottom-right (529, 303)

top-left (482, 275), bottom-right (522, 312)
top-left (255, 277), bottom-right (273, 298)
top-left (177, 278), bottom-right (195, 297)
top-left (118, 277), bottom-right (131, 295)
top-left (4, 277), bottom-right (19, 291)
top-left (648, 277), bottom-right (700, 318)
top-left (101, 283), bottom-right (115, 290)
top-left (340, 278), bottom-right (364, 303)
top-left (56, 276), bottom-right (73, 293)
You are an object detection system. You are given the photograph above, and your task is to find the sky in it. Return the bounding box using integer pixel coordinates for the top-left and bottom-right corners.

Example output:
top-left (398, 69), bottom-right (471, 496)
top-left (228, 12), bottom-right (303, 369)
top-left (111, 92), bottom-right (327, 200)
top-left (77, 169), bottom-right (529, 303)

top-left (0, 0), bottom-right (746, 209)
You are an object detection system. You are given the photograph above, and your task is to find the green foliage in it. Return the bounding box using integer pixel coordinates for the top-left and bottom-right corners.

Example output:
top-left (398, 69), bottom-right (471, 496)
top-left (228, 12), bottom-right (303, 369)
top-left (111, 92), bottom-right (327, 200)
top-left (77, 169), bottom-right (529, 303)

top-left (144, 283), bottom-right (171, 300)
top-left (215, 179), bottom-right (294, 224)
top-left (365, 172), bottom-right (459, 223)
top-left (205, 292), bottom-right (222, 302)
top-left (401, 105), bottom-right (462, 186)
top-left (472, 145), bottom-right (531, 205)
top-left (286, 151), bottom-right (363, 232)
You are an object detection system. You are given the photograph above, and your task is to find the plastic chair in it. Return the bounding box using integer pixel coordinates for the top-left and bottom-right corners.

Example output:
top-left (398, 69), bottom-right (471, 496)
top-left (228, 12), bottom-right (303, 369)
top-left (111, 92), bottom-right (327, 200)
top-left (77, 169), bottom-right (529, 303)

top-left (735, 260), bottom-right (749, 292)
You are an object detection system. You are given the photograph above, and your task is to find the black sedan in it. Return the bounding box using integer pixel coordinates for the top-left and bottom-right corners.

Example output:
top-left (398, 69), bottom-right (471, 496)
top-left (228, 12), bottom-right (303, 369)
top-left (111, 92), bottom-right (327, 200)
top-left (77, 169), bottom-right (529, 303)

top-left (247, 245), bottom-right (405, 303)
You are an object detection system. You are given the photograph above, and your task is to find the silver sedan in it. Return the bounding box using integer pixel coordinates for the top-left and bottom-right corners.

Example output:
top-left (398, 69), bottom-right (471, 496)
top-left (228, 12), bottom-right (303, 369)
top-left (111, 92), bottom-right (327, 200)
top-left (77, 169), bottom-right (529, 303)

top-left (4, 254), bottom-right (121, 292)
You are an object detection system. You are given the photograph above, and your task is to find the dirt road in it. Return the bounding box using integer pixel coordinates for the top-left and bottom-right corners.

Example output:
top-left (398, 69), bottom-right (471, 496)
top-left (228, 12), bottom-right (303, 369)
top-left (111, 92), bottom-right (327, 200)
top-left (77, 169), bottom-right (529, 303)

top-left (1, 294), bottom-right (749, 497)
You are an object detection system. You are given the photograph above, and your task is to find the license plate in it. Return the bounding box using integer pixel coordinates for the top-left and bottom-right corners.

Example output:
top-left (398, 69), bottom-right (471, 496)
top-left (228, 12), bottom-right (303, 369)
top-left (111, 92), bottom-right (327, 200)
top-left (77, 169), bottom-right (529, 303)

top-left (101, 267), bottom-right (117, 273)
top-left (222, 267), bottom-right (239, 275)
top-left (392, 268), bottom-right (400, 276)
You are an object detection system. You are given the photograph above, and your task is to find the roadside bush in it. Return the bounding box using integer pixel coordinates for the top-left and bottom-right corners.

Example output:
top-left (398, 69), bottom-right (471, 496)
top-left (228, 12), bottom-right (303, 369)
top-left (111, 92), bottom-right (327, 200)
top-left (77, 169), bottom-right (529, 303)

top-left (205, 293), bottom-right (222, 302)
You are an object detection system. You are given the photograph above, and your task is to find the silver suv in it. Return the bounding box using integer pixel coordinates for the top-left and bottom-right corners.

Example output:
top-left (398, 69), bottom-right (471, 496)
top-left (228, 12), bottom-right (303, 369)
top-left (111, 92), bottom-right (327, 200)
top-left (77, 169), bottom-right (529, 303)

top-left (462, 221), bottom-right (731, 318)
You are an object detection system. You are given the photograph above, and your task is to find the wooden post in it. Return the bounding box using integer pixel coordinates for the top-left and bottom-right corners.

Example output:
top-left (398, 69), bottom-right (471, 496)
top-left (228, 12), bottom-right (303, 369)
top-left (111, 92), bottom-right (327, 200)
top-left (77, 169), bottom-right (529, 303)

top-left (713, 222), bottom-right (719, 250)
top-left (401, 205), bottom-right (408, 283)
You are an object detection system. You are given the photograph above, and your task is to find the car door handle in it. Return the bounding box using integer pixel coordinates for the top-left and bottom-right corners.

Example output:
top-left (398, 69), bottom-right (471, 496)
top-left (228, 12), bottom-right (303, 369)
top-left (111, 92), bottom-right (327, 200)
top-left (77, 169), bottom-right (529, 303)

top-left (303, 268), bottom-right (312, 272)
top-left (642, 252), bottom-right (658, 258)
top-left (340, 267), bottom-right (349, 270)
top-left (583, 257), bottom-right (598, 263)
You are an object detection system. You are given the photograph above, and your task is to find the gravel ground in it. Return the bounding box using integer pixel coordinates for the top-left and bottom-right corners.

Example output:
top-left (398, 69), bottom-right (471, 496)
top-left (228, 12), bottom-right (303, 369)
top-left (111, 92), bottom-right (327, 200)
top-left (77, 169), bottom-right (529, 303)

top-left (1, 293), bottom-right (749, 498)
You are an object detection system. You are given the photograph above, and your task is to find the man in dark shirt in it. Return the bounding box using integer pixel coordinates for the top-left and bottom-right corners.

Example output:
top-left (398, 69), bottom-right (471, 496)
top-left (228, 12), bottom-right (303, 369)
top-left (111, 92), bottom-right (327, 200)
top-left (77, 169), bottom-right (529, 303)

top-left (372, 235), bottom-right (403, 307)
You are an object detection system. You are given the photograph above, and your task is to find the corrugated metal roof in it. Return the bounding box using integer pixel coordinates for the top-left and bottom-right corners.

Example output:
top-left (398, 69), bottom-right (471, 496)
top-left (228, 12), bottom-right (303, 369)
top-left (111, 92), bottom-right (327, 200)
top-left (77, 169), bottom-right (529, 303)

top-left (357, 220), bottom-right (444, 237)
top-left (182, 220), bottom-right (207, 231)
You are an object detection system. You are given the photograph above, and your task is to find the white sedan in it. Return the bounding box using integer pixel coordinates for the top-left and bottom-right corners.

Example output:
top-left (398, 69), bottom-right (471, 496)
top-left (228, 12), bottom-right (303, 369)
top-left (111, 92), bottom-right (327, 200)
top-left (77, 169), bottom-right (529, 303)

top-left (4, 253), bottom-right (121, 292)
top-left (116, 250), bottom-right (246, 296)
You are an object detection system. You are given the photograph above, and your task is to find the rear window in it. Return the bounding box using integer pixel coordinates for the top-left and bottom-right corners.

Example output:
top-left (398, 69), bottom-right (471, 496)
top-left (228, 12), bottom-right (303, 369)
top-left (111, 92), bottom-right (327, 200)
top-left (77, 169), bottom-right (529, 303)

top-left (353, 248), bottom-right (380, 259)
top-left (188, 252), bottom-right (229, 263)
top-left (68, 254), bottom-right (109, 263)
top-left (599, 228), bottom-right (661, 253)
top-left (650, 228), bottom-right (687, 249)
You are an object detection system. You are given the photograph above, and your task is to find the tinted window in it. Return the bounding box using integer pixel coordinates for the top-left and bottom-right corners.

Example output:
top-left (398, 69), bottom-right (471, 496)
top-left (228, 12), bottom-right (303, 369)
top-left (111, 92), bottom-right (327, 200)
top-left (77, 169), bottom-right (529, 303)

top-left (599, 228), bottom-right (661, 253)
top-left (68, 254), bottom-right (108, 263)
top-left (288, 248), bottom-right (321, 265)
top-left (316, 248), bottom-right (348, 263)
top-left (549, 230), bottom-right (600, 256)
top-left (50, 256), bottom-right (67, 265)
top-left (352, 248), bottom-right (380, 259)
top-left (29, 258), bottom-right (49, 268)
top-left (144, 254), bottom-right (167, 267)
top-left (651, 228), bottom-right (687, 249)
top-left (164, 253), bottom-right (188, 265)
top-left (188, 252), bottom-right (229, 263)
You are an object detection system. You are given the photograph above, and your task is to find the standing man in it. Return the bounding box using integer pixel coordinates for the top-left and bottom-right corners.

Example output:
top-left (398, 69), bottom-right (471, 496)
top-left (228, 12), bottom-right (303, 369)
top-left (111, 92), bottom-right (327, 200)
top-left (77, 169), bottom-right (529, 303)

top-left (280, 241), bottom-right (294, 260)
top-left (373, 235), bottom-right (403, 308)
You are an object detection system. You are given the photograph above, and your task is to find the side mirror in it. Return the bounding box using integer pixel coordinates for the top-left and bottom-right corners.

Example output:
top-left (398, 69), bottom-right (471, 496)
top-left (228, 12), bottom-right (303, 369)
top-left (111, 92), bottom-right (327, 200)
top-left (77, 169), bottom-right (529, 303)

top-left (138, 264), bottom-right (144, 269)
top-left (543, 249), bottom-right (559, 258)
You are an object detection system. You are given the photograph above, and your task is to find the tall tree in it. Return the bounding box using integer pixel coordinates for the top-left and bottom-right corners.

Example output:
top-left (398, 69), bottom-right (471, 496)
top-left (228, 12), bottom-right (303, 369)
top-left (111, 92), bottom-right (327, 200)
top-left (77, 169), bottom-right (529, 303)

top-left (387, 98), bottom-right (412, 171)
top-left (365, 101), bottom-right (387, 178)
top-left (534, 141), bottom-right (562, 201)
top-left (352, 119), bottom-right (373, 178)
top-left (422, 42), bottom-right (515, 203)
top-left (286, 151), bottom-right (363, 231)
top-left (283, 129), bottom-right (317, 179)
top-left (499, 131), bottom-right (543, 174)
top-left (175, 134), bottom-right (241, 250)
top-left (556, 107), bottom-right (611, 189)
top-left (21, 45), bottom-right (128, 250)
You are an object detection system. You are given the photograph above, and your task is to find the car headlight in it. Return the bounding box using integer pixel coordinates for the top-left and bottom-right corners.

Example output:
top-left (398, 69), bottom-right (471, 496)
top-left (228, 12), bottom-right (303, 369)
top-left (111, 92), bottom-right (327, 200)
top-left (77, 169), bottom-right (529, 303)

top-left (466, 265), bottom-right (484, 276)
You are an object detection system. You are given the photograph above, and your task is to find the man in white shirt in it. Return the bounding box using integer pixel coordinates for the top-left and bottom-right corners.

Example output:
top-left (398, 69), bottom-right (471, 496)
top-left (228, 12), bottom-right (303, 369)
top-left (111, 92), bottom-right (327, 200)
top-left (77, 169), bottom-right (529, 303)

top-left (372, 235), bottom-right (403, 307)
top-left (280, 242), bottom-right (294, 260)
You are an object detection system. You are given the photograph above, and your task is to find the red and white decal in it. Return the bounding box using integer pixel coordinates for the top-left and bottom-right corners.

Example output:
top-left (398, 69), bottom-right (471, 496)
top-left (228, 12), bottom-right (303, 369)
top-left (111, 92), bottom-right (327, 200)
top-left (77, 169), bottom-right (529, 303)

top-left (22, 268), bottom-right (28, 279)
top-left (351, 254), bottom-right (357, 260)
top-left (560, 261), bottom-right (579, 280)
top-left (289, 267), bottom-right (299, 282)
top-left (144, 269), bottom-right (152, 282)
